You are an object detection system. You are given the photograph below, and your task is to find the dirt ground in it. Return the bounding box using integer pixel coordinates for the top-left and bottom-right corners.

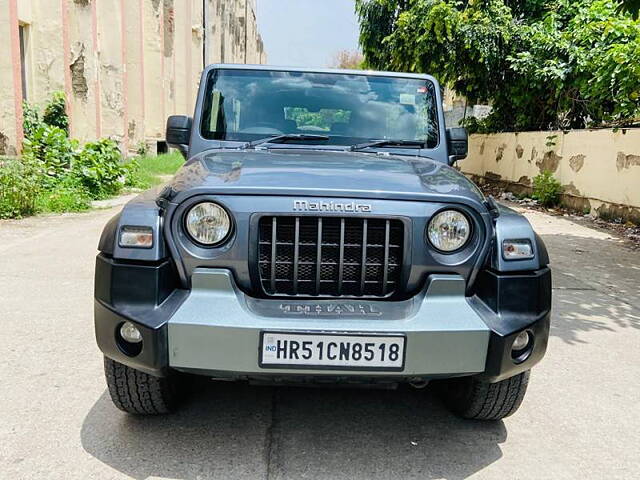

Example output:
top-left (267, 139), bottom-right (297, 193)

top-left (0, 203), bottom-right (638, 479)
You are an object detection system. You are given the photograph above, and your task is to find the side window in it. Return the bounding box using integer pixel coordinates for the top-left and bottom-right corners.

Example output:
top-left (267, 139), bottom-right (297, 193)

top-left (207, 91), bottom-right (242, 134)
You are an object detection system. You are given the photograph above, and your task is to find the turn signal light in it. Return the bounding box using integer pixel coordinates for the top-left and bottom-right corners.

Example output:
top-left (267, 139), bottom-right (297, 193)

top-left (502, 239), bottom-right (534, 260)
top-left (119, 226), bottom-right (153, 248)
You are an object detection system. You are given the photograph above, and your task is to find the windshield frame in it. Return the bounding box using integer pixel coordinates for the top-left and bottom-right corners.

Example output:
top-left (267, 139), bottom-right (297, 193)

top-left (189, 65), bottom-right (448, 163)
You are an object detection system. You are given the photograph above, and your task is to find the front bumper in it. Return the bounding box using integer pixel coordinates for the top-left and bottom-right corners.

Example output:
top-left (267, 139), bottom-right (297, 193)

top-left (168, 269), bottom-right (490, 377)
top-left (94, 255), bottom-right (550, 382)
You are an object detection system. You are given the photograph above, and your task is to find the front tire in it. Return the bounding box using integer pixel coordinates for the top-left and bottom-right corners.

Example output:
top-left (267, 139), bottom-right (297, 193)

top-left (439, 370), bottom-right (530, 420)
top-left (104, 357), bottom-right (182, 414)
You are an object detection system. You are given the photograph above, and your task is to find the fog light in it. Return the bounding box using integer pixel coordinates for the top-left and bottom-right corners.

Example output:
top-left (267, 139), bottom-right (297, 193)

top-left (120, 322), bottom-right (142, 344)
top-left (511, 330), bottom-right (533, 363)
top-left (512, 331), bottom-right (530, 351)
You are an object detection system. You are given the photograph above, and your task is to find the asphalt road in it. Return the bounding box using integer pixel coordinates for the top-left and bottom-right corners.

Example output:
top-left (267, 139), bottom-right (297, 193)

top-left (1, 205), bottom-right (639, 479)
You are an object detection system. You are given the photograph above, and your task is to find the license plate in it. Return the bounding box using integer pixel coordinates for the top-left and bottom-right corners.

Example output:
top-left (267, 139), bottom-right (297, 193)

top-left (259, 332), bottom-right (405, 371)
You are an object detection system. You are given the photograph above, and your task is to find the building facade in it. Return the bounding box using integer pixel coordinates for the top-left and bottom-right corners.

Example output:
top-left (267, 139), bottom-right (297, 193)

top-left (0, 0), bottom-right (266, 156)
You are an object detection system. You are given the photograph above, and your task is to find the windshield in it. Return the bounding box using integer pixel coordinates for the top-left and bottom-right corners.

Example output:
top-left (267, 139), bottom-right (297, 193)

top-left (200, 69), bottom-right (440, 148)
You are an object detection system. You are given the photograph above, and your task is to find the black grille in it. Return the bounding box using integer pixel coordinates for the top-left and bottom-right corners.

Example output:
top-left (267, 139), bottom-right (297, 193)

top-left (258, 216), bottom-right (404, 297)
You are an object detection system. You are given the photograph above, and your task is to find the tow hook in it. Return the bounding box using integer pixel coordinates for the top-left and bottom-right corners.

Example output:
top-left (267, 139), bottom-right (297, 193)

top-left (409, 379), bottom-right (429, 389)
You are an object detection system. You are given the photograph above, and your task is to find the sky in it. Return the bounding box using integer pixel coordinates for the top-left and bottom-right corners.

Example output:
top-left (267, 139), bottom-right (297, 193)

top-left (256, 0), bottom-right (360, 67)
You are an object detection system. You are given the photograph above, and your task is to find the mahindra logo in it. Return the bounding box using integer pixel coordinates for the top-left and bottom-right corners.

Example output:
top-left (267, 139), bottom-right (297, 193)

top-left (293, 200), bottom-right (372, 213)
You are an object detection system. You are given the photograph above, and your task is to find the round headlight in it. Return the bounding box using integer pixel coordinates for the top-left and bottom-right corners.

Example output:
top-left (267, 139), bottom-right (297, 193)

top-left (185, 202), bottom-right (231, 246)
top-left (427, 210), bottom-right (471, 252)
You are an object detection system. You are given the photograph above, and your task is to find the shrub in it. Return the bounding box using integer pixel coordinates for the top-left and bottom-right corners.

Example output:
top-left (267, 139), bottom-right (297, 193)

top-left (0, 156), bottom-right (43, 219)
top-left (73, 138), bottom-right (130, 198)
top-left (135, 141), bottom-right (149, 156)
top-left (42, 91), bottom-right (69, 134)
top-left (6, 92), bottom-right (187, 219)
top-left (22, 101), bottom-right (41, 139)
top-left (3, 92), bottom-right (141, 219)
top-left (22, 124), bottom-right (79, 188)
top-left (532, 171), bottom-right (562, 207)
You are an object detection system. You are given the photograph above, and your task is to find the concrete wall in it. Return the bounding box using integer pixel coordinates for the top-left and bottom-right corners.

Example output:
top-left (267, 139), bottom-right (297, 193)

top-left (462, 129), bottom-right (640, 222)
top-left (0, 0), bottom-right (267, 155)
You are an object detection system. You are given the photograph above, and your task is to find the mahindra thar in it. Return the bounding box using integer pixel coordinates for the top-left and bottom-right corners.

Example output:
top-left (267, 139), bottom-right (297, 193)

top-left (95, 65), bottom-right (551, 420)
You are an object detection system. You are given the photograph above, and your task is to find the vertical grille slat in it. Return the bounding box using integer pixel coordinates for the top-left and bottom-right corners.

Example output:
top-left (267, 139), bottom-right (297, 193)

top-left (258, 215), bottom-right (403, 298)
top-left (270, 217), bottom-right (277, 293)
top-left (292, 217), bottom-right (300, 294)
top-left (382, 219), bottom-right (390, 296)
top-left (360, 218), bottom-right (368, 295)
top-left (337, 218), bottom-right (345, 295)
top-left (315, 218), bottom-right (322, 295)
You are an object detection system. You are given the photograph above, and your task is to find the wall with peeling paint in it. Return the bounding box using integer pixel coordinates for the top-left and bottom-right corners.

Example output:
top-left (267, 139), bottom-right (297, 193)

top-left (462, 129), bottom-right (640, 223)
top-left (0, 0), bottom-right (267, 155)
top-left (0, 3), bottom-right (19, 156)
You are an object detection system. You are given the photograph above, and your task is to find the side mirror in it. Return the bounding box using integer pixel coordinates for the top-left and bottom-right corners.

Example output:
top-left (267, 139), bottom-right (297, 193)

top-left (166, 115), bottom-right (192, 158)
top-left (446, 127), bottom-right (468, 165)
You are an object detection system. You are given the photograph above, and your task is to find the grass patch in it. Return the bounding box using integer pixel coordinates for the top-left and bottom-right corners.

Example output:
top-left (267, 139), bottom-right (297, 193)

top-left (128, 151), bottom-right (184, 189)
top-left (35, 179), bottom-right (91, 213)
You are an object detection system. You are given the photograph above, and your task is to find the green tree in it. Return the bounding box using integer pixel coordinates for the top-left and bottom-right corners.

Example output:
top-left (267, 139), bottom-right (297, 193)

top-left (355, 0), bottom-right (640, 132)
top-left (620, 0), bottom-right (640, 18)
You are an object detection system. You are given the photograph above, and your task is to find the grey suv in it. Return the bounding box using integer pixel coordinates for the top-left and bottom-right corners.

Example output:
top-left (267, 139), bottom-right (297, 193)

top-left (95, 65), bottom-right (551, 420)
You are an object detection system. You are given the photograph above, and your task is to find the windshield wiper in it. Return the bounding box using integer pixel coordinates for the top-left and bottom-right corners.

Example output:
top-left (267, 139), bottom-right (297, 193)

top-left (350, 139), bottom-right (426, 152)
top-left (246, 134), bottom-right (330, 149)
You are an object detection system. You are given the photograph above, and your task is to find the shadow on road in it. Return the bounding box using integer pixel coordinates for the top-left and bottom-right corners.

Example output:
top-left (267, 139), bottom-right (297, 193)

top-left (552, 289), bottom-right (640, 345)
top-left (81, 381), bottom-right (507, 479)
top-left (544, 233), bottom-right (640, 345)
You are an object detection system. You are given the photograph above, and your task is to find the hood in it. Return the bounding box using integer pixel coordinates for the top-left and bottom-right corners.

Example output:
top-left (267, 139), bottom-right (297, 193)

top-left (167, 149), bottom-right (485, 206)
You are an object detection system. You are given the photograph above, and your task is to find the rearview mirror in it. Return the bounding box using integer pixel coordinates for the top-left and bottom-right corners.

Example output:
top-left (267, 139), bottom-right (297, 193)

top-left (166, 115), bottom-right (192, 158)
top-left (446, 127), bottom-right (468, 165)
